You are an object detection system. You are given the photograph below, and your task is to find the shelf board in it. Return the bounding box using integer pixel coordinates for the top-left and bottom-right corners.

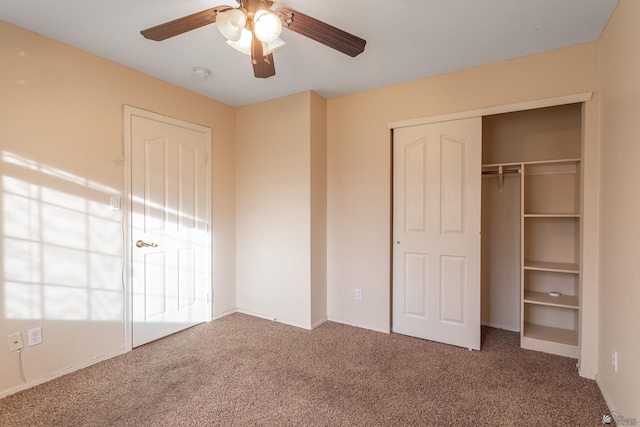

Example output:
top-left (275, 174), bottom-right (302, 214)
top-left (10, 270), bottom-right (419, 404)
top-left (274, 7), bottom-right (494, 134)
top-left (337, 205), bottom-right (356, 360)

top-left (482, 158), bottom-right (581, 168)
top-left (524, 291), bottom-right (578, 309)
top-left (521, 158), bottom-right (581, 166)
top-left (523, 261), bottom-right (579, 274)
top-left (523, 323), bottom-right (578, 347)
top-left (482, 162), bottom-right (522, 169)
top-left (524, 213), bottom-right (580, 218)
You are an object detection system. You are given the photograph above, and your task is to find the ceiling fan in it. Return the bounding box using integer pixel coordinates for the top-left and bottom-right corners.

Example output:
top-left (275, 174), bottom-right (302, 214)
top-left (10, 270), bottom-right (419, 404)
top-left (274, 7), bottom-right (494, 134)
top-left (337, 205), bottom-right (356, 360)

top-left (140, 0), bottom-right (366, 79)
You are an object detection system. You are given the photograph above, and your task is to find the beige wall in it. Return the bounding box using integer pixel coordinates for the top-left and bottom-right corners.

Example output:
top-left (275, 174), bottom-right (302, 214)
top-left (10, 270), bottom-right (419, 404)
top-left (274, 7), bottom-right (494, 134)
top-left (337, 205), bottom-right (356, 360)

top-left (3, 2), bottom-right (638, 415)
top-left (326, 43), bottom-right (601, 368)
top-left (598, 0), bottom-right (640, 418)
top-left (0, 21), bottom-right (237, 395)
top-left (310, 92), bottom-right (328, 327)
top-left (236, 91), bottom-right (327, 329)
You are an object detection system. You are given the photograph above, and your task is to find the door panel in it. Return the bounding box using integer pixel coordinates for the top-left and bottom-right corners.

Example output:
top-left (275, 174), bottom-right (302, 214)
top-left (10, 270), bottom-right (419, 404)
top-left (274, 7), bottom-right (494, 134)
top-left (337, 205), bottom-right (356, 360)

top-left (393, 117), bottom-right (481, 350)
top-left (405, 253), bottom-right (428, 318)
top-left (178, 248), bottom-right (197, 309)
top-left (128, 109), bottom-right (211, 347)
top-left (440, 255), bottom-right (465, 324)
top-left (145, 137), bottom-right (168, 232)
top-left (145, 252), bottom-right (167, 319)
top-left (441, 136), bottom-right (465, 233)
top-left (405, 139), bottom-right (427, 232)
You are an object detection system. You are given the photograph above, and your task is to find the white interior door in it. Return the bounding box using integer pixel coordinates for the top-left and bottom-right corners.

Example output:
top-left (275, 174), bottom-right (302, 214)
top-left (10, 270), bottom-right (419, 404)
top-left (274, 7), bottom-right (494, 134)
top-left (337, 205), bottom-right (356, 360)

top-left (392, 117), bottom-right (481, 350)
top-left (126, 107), bottom-right (211, 347)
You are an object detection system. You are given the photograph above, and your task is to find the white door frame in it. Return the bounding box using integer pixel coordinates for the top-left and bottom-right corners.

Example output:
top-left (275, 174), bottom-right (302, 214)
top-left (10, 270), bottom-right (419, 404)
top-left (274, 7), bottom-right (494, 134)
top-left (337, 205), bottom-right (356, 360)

top-left (122, 105), bottom-right (212, 352)
top-left (388, 93), bottom-right (592, 129)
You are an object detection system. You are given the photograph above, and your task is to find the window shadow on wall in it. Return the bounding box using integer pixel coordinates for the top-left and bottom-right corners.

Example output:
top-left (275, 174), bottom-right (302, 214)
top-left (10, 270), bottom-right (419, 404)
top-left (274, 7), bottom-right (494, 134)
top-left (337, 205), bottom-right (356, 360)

top-left (2, 151), bottom-right (123, 322)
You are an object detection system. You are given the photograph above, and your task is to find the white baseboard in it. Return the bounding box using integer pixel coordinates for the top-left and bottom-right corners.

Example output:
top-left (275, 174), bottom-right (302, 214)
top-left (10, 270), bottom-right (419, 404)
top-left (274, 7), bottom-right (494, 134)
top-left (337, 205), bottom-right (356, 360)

top-left (327, 317), bottom-right (391, 334)
top-left (481, 322), bottom-right (520, 332)
top-left (211, 308), bottom-right (238, 320)
top-left (596, 376), bottom-right (615, 412)
top-left (236, 309), bottom-right (314, 330)
top-left (579, 369), bottom-right (597, 380)
top-left (236, 309), bottom-right (276, 322)
top-left (230, 310), bottom-right (328, 331)
top-left (0, 348), bottom-right (126, 399)
top-left (311, 317), bottom-right (328, 330)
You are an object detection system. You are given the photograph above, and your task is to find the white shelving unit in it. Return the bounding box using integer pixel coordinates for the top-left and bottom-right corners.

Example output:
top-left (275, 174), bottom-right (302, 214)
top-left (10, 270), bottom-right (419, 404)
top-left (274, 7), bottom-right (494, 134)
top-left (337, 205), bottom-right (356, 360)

top-left (520, 159), bottom-right (581, 358)
top-left (481, 103), bottom-right (584, 359)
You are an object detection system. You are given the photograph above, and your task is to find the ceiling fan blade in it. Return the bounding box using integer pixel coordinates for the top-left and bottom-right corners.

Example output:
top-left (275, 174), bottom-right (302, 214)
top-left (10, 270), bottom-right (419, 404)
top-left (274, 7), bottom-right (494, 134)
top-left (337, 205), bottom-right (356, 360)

top-left (276, 7), bottom-right (366, 57)
top-left (251, 33), bottom-right (276, 78)
top-left (141, 6), bottom-right (233, 41)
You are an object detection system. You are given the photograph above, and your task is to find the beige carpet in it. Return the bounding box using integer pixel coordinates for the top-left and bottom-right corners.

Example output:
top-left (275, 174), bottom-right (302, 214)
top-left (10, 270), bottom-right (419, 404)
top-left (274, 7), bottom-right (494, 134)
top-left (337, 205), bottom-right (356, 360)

top-left (0, 313), bottom-right (610, 426)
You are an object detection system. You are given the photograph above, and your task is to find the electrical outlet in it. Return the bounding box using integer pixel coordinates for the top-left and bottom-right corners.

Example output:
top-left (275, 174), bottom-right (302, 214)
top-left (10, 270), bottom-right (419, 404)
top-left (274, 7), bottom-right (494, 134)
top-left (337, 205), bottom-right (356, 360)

top-left (7, 332), bottom-right (24, 352)
top-left (355, 289), bottom-right (363, 301)
top-left (612, 349), bottom-right (618, 372)
top-left (28, 327), bottom-right (42, 346)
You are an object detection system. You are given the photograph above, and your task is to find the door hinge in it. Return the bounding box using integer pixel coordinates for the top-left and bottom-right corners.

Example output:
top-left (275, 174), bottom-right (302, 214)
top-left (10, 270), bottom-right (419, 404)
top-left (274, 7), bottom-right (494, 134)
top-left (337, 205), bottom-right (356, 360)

top-left (203, 152), bottom-right (209, 164)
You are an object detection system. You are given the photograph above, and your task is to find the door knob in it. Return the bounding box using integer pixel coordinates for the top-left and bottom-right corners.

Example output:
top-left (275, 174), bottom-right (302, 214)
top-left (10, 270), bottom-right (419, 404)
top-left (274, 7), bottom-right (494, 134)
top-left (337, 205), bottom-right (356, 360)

top-left (136, 240), bottom-right (158, 248)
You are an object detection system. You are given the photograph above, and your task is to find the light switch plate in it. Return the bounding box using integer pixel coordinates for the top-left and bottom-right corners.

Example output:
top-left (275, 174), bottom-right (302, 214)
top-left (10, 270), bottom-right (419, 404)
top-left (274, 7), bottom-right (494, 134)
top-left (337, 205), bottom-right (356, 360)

top-left (109, 196), bottom-right (121, 211)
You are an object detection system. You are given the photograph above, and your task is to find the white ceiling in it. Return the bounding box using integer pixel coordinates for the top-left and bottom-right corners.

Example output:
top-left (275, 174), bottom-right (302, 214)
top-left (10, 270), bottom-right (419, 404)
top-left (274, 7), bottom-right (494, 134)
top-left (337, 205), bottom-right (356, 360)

top-left (0, 0), bottom-right (618, 107)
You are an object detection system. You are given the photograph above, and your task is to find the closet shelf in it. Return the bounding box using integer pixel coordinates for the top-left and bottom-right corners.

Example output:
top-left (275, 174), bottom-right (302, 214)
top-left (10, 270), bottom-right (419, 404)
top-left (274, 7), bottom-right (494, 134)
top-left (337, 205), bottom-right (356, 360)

top-left (523, 261), bottom-right (579, 274)
top-left (481, 162), bottom-right (522, 169)
top-left (521, 158), bottom-right (581, 167)
top-left (523, 323), bottom-right (578, 347)
top-left (482, 158), bottom-right (580, 168)
top-left (524, 213), bottom-right (580, 218)
top-left (524, 291), bottom-right (578, 309)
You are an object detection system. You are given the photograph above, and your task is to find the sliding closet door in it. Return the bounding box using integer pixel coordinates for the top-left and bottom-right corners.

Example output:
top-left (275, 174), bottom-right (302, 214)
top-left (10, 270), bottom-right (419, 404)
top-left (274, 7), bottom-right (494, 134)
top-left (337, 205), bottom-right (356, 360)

top-left (392, 117), bottom-right (481, 350)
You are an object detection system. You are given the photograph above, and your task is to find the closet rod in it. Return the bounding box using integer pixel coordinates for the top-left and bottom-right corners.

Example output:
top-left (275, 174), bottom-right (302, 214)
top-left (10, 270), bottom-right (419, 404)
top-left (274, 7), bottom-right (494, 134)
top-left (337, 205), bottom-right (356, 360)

top-left (483, 166), bottom-right (520, 193)
top-left (482, 169), bottom-right (520, 175)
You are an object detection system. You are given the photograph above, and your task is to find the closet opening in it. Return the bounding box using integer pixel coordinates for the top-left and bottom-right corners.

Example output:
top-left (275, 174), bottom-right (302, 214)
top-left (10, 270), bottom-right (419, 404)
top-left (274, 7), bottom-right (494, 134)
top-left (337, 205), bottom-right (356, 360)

top-left (480, 103), bottom-right (583, 358)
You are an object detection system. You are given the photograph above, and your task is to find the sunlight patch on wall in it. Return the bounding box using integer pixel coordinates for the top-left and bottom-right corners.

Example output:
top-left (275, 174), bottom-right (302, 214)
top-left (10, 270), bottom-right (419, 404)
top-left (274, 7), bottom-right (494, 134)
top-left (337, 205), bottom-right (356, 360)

top-left (2, 151), bottom-right (123, 321)
top-left (4, 282), bottom-right (42, 319)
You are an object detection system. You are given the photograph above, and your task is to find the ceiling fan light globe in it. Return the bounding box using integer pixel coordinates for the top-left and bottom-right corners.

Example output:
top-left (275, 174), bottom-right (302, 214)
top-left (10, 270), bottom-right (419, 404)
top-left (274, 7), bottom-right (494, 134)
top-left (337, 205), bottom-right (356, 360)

top-left (227, 28), bottom-right (253, 55)
top-left (216, 9), bottom-right (247, 41)
top-left (253, 9), bottom-right (282, 43)
top-left (265, 37), bottom-right (285, 55)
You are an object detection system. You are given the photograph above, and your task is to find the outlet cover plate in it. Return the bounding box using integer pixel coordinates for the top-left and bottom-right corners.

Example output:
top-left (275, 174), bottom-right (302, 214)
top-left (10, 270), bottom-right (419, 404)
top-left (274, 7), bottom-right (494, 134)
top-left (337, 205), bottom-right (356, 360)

top-left (28, 327), bottom-right (42, 346)
top-left (7, 332), bottom-right (24, 352)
